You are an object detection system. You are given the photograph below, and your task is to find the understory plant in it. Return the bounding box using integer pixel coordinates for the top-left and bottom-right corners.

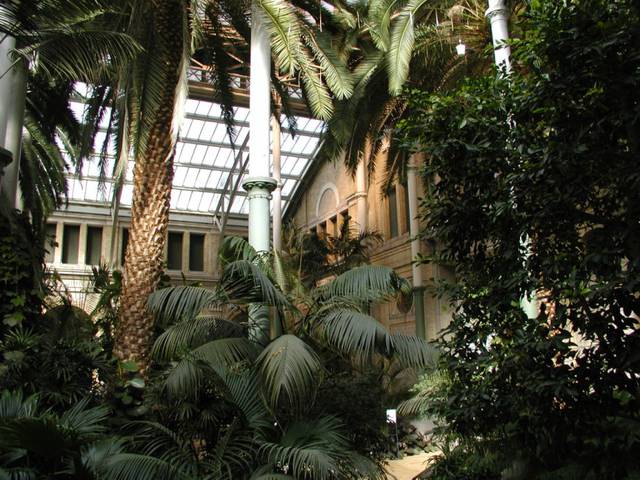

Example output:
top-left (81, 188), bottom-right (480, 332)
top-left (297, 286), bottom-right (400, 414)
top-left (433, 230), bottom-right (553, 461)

top-left (398, 0), bottom-right (640, 478)
top-left (142, 236), bottom-right (437, 478)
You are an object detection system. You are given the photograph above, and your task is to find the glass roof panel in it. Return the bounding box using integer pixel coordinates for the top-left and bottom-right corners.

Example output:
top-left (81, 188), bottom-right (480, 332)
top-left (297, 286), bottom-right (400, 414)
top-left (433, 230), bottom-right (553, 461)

top-left (64, 92), bottom-right (322, 218)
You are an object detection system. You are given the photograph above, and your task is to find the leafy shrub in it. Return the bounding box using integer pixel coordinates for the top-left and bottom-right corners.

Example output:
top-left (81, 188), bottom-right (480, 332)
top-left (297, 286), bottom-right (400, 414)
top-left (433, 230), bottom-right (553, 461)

top-left (398, 0), bottom-right (640, 478)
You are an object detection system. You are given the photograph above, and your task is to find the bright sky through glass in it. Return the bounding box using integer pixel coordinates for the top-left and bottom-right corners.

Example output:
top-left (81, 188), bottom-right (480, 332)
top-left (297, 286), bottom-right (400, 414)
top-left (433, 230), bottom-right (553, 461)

top-left (65, 93), bottom-right (324, 217)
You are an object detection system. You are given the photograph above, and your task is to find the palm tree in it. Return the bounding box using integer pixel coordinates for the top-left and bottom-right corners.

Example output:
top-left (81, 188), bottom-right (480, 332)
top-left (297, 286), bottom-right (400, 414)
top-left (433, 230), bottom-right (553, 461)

top-left (316, 0), bottom-right (498, 190)
top-left (72, 0), bottom-right (357, 371)
top-left (3, 0), bottom-right (355, 371)
top-left (144, 236), bottom-right (437, 478)
top-left (0, 0), bottom-right (141, 230)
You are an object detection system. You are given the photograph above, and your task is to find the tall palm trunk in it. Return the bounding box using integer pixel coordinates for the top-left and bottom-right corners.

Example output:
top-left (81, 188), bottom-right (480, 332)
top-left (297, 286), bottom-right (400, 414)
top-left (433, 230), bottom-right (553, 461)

top-left (114, 0), bottom-right (188, 369)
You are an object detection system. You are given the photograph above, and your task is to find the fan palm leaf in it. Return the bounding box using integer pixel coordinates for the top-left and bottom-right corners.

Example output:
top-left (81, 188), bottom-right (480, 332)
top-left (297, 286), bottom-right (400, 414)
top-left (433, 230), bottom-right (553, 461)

top-left (0, 390), bottom-right (39, 420)
top-left (390, 333), bottom-right (439, 368)
top-left (148, 286), bottom-right (225, 324)
top-left (319, 264), bottom-right (412, 305)
top-left (314, 308), bottom-right (392, 359)
top-left (258, 416), bottom-right (348, 480)
top-left (152, 315), bottom-right (243, 360)
top-left (222, 260), bottom-right (291, 309)
top-left (256, 334), bottom-right (321, 411)
top-left (156, 338), bottom-right (257, 398)
top-left (104, 453), bottom-right (193, 480)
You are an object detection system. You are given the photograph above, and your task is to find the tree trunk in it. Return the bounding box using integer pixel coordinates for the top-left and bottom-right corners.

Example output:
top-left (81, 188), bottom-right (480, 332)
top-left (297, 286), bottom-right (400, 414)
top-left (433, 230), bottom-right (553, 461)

top-left (114, 0), bottom-right (186, 370)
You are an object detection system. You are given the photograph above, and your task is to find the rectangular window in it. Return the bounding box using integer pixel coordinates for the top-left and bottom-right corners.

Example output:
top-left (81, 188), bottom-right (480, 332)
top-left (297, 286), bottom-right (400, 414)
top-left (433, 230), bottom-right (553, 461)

top-left (402, 184), bottom-right (410, 234)
top-left (45, 223), bottom-right (57, 263)
top-left (329, 216), bottom-right (337, 238)
top-left (167, 231), bottom-right (183, 270)
top-left (120, 228), bottom-right (129, 266)
top-left (388, 189), bottom-right (399, 238)
top-left (340, 210), bottom-right (350, 238)
top-left (62, 224), bottom-right (80, 264)
top-left (189, 233), bottom-right (205, 272)
top-left (85, 226), bottom-right (103, 265)
top-left (318, 222), bottom-right (327, 240)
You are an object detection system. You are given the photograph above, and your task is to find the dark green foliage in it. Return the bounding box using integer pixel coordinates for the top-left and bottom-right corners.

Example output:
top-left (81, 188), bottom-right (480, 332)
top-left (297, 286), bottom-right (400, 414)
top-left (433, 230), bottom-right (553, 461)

top-left (310, 370), bottom-right (389, 461)
top-left (420, 441), bottom-right (503, 480)
top-left (398, 0), bottom-right (640, 478)
top-left (0, 208), bottom-right (45, 330)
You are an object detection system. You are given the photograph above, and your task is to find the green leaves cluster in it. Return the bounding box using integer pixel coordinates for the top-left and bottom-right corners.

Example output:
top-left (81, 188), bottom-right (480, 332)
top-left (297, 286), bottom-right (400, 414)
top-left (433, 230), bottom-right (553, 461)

top-left (398, 0), bottom-right (640, 478)
top-left (143, 236), bottom-right (436, 478)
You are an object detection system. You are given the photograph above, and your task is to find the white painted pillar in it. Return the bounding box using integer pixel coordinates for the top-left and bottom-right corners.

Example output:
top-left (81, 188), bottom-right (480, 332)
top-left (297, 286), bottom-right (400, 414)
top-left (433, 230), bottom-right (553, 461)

top-left (485, 0), bottom-right (512, 74)
top-left (486, 0), bottom-right (538, 320)
top-left (355, 158), bottom-right (367, 233)
top-left (0, 35), bottom-right (27, 208)
top-left (271, 115), bottom-right (282, 252)
top-left (244, 2), bottom-right (276, 344)
top-left (78, 223), bottom-right (88, 265)
top-left (408, 154), bottom-right (426, 339)
top-left (244, 1), bottom-right (276, 253)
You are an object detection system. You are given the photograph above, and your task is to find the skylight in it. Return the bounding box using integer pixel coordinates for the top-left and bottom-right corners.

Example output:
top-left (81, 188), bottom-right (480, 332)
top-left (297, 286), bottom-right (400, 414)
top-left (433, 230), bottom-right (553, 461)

top-left (65, 92), bottom-right (323, 219)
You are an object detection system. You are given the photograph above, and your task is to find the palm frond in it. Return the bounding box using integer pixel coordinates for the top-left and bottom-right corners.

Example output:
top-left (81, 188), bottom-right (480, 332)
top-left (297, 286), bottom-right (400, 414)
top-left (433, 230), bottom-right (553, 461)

top-left (81, 437), bottom-right (128, 476)
top-left (256, 334), bottom-right (321, 411)
top-left (314, 308), bottom-right (392, 358)
top-left (390, 333), bottom-right (439, 369)
top-left (152, 316), bottom-right (243, 361)
top-left (303, 29), bottom-right (354, 99)
top-left (147, 286), bottom-right (225, 324)
top-left (103, 453), bottom-right (191, 480)
top-left (368, 0), bottom-right (404, 52)
top-left (222, 369), bottom-right (271, 431)
top-left (222, 260), bottom-right (289, 309)
top-left (397, 369), bottom-right (449, 416)
top-left (387, 0), bottom-right (431, 95)
top-left (0, 391), bottom-right (39, 420)
top-left (218, 236), bottom-right (257, 267)
top-left (320, 265), bottom-right (412, 304)
top-left (161, 356), bottom-right (208, 399)
top-left (258, 0), bottom-right (301, 75)
top-left (259, 417), bottom-right (348, 480)
top-left (18, 30), bottom-right (142, 83)
top-left (207, 418), bottom-right (257, 479)
top-left (191, 337), bottom-right (258, 369)
top-left (59, 398), bottom-right (109, 437)
top-left (295, 50), bottom-right (334, 120)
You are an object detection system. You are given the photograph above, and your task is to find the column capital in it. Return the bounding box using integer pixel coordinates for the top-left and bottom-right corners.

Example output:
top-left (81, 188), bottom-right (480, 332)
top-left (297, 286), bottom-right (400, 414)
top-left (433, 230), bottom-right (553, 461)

top-left (243, 176), bottom-right (277, 200)
top-left (485, 0), bottom-right (508, 20)
top-left (243, 176), bottom-right (277, 192)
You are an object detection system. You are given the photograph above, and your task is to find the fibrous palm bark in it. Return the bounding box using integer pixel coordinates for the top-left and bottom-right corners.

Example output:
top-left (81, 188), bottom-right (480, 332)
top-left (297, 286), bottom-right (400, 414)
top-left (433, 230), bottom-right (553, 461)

top-left (114, 0), bottom-right (188, 367)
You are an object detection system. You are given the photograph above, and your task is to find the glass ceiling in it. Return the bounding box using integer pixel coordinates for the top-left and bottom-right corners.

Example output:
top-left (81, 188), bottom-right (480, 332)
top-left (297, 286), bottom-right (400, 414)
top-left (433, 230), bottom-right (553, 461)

top-left (66, 91), bottom-right (324, 219)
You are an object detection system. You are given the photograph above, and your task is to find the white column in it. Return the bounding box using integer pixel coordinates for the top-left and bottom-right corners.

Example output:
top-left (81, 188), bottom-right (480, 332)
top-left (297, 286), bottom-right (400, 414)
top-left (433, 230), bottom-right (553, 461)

top-left (0, 35), bottom-right (27, 208)
top-left (271, 115), bottom-right (282, 252)
top-left (78, 223), bottom-right (88, 265)
top-left (244, 1), bottom-right (276, 253)
top-left (486, 0), bottom-right (538, 319)
top-left (244, 1), bottom-right (277, 345)
top-left (408, 154), bottom-right (426, 339)
top-left (485, 0), bottom-right (512, 74)
top-left (355, 158), bottom-right (367, 233)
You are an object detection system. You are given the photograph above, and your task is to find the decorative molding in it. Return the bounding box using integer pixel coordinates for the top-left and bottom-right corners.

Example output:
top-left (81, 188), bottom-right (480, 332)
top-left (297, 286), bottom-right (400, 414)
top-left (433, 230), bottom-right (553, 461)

top-left (243, 176), bottom-right (277, 200)
top-left (485, 0), bottom-right (508, 20)
top-left (242, 176), bottom-right (277, 192)
top-left (315, 182), bottom-right (339, 218)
